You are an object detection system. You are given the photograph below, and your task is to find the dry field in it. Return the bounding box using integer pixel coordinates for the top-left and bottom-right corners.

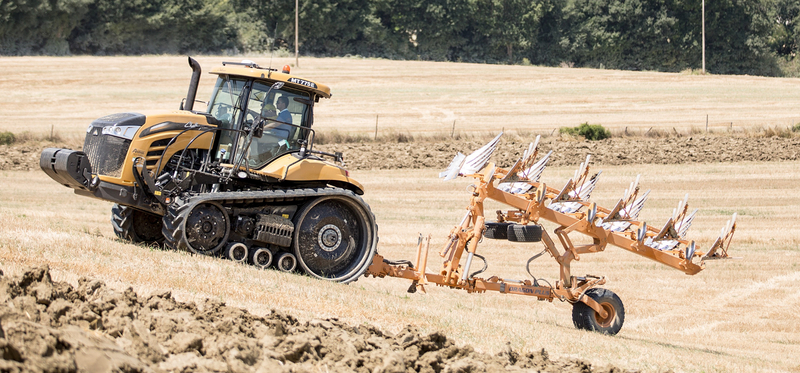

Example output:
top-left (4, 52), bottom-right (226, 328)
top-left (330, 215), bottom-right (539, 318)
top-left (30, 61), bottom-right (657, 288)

top-left (1, 56), bottom-right (800, 139)
top-left (0, 56), bottom-right (798, 372)
top-left (0, 160), bottom-right (799, 372)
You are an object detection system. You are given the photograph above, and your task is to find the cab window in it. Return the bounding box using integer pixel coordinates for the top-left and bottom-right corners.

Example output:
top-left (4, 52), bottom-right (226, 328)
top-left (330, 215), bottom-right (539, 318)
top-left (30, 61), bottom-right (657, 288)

top-left (208, 76), bottom-right (247, 162)
top-left (244, 82), bottom-right (311, 167)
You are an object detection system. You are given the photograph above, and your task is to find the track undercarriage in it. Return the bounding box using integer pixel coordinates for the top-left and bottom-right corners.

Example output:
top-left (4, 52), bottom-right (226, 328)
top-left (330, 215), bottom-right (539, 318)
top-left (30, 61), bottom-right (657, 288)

top-left (160, 186), bottom-right (378, 283)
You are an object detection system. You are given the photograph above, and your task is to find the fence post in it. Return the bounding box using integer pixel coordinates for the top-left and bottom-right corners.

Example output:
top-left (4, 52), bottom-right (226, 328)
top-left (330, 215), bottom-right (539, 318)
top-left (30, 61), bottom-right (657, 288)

top-left (451, 120), bottom-right (456, 138)
top-left (374, 114), bottom-right (379, 140)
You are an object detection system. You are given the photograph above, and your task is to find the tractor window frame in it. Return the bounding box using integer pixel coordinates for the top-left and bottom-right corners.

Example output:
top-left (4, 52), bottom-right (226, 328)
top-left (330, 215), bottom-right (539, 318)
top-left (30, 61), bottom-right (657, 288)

top-left (208, 75), bottom-right (248, 163)
top-left (243, 81), bottom-right (313, 169)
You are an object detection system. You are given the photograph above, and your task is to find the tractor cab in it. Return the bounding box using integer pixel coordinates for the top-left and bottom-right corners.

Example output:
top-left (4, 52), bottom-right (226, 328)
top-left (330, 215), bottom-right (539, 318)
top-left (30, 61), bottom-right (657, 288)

top-left (206, 62), bottom-right (331, 169)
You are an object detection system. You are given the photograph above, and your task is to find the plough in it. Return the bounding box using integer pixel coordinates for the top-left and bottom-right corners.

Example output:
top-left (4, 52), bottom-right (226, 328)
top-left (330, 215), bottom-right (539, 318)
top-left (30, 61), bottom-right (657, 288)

top-left (366, 133), bottom-right (736, 335)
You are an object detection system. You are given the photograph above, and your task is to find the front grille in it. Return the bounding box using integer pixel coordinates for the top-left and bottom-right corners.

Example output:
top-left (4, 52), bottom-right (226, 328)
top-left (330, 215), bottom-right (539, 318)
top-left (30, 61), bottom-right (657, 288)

top-left (83, 132), bottom-right (131, 178)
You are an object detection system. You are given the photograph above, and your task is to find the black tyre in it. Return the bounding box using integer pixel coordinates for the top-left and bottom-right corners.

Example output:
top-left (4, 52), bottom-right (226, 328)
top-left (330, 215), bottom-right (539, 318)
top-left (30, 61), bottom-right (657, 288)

top-left (250, 247), bottom-right (273, 269)
top-left (276, 252), bottom-right (297, 272)
top-left (111, 204), bottom-right (165, 245)
top-left (572, 288), bottom-right (625, 335)
top-left (507, 224), bottom-right (543, 242)
top-left (293, 194), bottom-right (378, 283)
top-left (164, 202), bottom-right (230, 255)
top-left (225, 242), bottom-right (248, 263)
top-left (484, 222), bottom-right (512, 239)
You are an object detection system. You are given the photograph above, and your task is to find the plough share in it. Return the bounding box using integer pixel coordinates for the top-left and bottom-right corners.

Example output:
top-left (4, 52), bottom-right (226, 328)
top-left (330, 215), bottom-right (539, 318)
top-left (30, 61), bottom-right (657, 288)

top-left (366, 133), bottom-right (736, 335)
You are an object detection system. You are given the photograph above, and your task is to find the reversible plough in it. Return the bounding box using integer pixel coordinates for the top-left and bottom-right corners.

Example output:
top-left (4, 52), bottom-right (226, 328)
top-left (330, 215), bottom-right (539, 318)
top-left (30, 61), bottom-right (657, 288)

top-left (365, 133), bottom-right (736, 334)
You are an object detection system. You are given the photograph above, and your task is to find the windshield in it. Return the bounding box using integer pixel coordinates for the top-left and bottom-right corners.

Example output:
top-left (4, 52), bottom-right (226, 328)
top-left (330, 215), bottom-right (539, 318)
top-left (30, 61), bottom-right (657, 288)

top-left (244, 81), bottom-right (311, 167)
top-left (207, 76), bottom-right (312, 167)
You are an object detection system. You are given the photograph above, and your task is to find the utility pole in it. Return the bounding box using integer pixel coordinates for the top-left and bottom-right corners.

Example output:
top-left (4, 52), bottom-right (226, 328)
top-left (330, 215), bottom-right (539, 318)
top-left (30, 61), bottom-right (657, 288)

top-left (295, 0), bottom-right (299, 68)
top-left (702, 0), bottom-right (706, 74)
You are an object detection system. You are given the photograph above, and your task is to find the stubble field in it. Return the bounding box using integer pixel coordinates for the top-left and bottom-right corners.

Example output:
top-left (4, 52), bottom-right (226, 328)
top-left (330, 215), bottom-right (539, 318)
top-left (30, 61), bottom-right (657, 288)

top-left (0, 56), bottom-right (798, 372)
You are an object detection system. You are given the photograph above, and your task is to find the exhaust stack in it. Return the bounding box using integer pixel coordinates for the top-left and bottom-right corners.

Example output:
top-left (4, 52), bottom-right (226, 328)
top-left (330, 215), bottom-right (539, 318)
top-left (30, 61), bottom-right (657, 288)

top-left (184, 56), bottom-right (202, 111)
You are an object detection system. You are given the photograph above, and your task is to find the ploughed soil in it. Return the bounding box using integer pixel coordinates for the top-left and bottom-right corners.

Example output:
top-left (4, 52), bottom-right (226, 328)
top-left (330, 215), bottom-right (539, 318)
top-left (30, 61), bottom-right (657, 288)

top-left (319, 136), bottom-right (800, 170)
top-left (0, 266), bottom-right (622, 373)
top-left (4, 136), bottom-right (799, 172)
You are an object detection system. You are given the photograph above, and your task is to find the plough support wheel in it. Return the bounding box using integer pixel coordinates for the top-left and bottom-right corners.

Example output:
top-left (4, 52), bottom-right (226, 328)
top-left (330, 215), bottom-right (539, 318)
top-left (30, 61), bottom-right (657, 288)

top-left (507, 224), bottom-right (543, 242)
top-left (572, 288), bottom-right (625, 335)
top-left (484, 222), bottom-right (512, 239)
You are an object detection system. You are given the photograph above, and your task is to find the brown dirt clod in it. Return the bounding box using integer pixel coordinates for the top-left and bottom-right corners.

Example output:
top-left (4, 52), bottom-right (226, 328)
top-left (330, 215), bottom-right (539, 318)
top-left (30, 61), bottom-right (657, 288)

top-left (0, 265), bottom-right (624, 373)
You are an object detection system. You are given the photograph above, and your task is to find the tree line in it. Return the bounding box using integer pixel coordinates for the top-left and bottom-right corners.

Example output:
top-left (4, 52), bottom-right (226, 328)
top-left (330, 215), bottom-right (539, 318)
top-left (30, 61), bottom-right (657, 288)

top-left (1, 0), bottom-right (798, 76)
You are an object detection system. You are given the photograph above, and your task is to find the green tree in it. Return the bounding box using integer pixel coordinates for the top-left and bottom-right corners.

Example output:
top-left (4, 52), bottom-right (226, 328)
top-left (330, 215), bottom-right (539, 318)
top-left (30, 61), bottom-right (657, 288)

top-left (68, 0), bottom-right (236, 55)
top-left (560, 0), bottom-right (692, 71)
top-left (704, 0), bottom-right (778, 75)
top-left (768, 0), bottom-right (799, 56)
top-left (234, 0), bottom-right (377, 56)
top-left (0, 0), bottom-right (91, 55)
top-left (375, 0), bottom-right (473, 60)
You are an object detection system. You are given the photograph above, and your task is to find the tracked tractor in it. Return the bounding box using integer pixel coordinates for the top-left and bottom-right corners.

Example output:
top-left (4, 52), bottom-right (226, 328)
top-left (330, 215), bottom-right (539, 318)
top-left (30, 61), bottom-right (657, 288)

top-left (40, 57), bottom-right (377, 283)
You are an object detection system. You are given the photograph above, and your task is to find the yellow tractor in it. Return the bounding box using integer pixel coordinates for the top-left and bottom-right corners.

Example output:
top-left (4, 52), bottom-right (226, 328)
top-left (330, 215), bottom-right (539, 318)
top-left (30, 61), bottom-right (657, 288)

top-left (40, 57), bottom-right (377, 283)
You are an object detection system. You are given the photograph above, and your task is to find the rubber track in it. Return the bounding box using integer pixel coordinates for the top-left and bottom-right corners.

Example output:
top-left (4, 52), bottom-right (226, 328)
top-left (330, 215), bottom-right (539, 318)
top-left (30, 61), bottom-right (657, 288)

top-left (113, 204), bottom-right (165, 245)
top-left (161, 187), bottom-right (379, 282)
top-left (111, 204), bottom-right (132, 240)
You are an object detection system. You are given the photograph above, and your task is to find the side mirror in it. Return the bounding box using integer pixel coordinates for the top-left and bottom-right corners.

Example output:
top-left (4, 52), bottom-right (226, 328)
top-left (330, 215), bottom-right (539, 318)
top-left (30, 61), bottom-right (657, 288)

top-left (252, 119), bottom-right (264, 138)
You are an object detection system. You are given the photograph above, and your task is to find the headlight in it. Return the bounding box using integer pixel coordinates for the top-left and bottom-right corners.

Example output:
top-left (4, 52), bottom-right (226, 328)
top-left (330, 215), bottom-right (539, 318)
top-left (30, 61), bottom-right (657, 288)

top-left (102, 125), bottom-right (139, 140)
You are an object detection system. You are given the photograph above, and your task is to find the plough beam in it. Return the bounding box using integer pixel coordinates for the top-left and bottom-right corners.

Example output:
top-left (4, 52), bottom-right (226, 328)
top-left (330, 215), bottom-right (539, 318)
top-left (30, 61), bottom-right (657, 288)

top-left (366, 133), bottom-right (736, 335)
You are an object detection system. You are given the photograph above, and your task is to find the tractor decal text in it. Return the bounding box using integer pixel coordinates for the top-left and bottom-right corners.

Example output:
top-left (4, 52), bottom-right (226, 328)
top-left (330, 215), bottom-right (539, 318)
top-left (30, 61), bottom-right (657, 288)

top-left (288, 78), bottom-right (317, 89)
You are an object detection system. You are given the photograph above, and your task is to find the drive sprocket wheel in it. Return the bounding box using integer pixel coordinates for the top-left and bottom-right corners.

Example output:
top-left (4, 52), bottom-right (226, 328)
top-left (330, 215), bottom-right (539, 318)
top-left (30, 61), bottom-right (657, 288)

top-left (293, 194), bottom-right (378, 283)
top-left (111, 204), bottom-right (165, 245)
top-left (167, 202), bottom-right (230, 255)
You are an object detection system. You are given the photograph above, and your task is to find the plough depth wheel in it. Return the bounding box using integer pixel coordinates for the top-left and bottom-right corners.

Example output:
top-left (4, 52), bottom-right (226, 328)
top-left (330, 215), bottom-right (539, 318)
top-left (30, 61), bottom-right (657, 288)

top-left (572, 288), bottom-right (625, 335)
top-left (507, 224), bottom-right (543, 242)
top-left (484, 222), bottom-right (512, 239)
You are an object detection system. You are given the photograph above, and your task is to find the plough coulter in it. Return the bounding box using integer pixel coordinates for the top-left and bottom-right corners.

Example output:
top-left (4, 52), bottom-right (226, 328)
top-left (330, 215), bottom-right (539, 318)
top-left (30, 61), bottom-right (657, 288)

top-left (366, 133), bottom-right (736, 335)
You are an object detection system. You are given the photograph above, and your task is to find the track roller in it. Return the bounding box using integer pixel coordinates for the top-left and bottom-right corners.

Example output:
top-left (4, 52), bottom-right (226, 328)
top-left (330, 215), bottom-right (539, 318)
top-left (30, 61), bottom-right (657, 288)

top-left (249, 247), bottom-right (273, 269)
top-left (225, 242), bottom-right (249, 263)
top-left (572, 288), bottom-right (625, 335)
top-left (276, 252), bottom-right (297, 272)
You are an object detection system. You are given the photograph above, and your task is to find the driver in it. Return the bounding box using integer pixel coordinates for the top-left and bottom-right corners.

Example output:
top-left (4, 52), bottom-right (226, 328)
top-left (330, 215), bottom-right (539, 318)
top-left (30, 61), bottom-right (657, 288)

top-left (275, 96), bottom-right (292, 125)
top-left (215, 104), bottom-right (232, 125)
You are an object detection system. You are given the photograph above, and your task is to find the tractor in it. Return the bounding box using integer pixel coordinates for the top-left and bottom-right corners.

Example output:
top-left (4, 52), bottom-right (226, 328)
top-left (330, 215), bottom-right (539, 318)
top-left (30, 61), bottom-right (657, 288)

top-left (41, 57), bottom-right (377, 284)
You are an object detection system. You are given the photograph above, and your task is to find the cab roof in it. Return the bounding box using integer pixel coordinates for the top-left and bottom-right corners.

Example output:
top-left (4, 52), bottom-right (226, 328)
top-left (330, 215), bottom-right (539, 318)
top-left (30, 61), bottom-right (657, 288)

top-left (210, 62), bottom-right (332, 99)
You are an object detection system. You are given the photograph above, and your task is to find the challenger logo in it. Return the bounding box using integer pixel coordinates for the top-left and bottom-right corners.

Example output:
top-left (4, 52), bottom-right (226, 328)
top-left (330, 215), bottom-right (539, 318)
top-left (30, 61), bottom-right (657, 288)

top-left (288, 77), bottom-right (317, 89)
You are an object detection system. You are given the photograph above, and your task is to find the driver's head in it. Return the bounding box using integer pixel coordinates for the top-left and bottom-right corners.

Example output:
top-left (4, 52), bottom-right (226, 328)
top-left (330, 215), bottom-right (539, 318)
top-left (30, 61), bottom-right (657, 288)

top-left (261, 103), bottom-right (277, 119)
top-left (276, 96), bottom-right (289, 110)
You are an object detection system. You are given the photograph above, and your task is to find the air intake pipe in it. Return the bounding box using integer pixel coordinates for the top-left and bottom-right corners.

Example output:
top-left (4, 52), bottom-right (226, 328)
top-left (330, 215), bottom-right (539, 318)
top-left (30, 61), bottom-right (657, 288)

top-left (183, 56), bottom-right (202, 111)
